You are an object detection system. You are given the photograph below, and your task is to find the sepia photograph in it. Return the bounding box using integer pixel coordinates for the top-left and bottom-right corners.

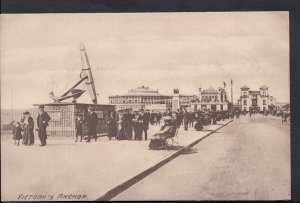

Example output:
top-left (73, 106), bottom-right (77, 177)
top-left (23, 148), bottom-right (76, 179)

top-left (1, 11), bottom-right (290, 201)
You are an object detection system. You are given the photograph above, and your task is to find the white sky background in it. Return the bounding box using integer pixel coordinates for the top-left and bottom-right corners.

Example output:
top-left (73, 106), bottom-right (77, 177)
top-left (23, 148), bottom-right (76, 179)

top-left (1, 12), bottom-right (289, 109)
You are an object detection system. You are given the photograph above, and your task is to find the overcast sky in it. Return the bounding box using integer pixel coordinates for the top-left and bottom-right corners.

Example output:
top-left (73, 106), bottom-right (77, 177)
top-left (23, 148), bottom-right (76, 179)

top-left (1, 12), bottom-right (289, 109)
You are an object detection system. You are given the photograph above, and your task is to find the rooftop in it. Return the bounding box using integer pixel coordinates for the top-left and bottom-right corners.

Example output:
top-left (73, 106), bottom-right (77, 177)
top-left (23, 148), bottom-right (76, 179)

top-left (259, 85), bottom-right (269, 90)
top-left (249, 90), bottom-right (260, 94)
top-left (202, 87), bottom-right (218, 94)
top-left (240, 85), bottom-right (250, 90)
top-left (109, 86), bottom-right (195, 97)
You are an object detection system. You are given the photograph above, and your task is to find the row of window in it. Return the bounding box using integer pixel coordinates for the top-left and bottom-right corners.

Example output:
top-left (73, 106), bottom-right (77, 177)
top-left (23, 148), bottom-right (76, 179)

top-left (243, 100), bottom-right (267, 105)
top-left (242, 91), bottom-right (267, 96)
top-left (109, 96), bottom-right (194, 104)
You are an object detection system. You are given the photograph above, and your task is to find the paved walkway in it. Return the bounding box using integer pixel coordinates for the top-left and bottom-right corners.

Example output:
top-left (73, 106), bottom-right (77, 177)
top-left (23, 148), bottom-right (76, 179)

top-left (1, 119), bottom-right (232, 201)
top-left (113, 115), bottom-right (290, 201)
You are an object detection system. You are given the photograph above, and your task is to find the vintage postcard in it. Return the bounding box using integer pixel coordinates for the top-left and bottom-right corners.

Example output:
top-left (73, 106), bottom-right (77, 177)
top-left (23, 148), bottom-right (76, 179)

top-left (1, 12), bottom-right (290, 201)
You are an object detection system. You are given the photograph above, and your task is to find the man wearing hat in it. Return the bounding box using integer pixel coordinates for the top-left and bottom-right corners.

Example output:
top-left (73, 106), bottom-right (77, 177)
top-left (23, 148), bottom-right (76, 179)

top-left (183, 108), bottom-right (189, 131)
top-left (86, 106), bottom-right (98, 142)
top-left (140, 109), bottom-right (150, 141)
top-left (37, 105), bottom-right (51, 146)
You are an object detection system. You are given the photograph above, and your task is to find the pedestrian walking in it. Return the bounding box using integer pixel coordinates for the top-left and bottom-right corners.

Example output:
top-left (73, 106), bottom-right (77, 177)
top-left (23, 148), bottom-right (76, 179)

top-left (23, 111), bottom-right (35, 146)
top-left (183, 109), bottom-right (189, 131)
top-left (107, 112), bottom-right (117, 140)
top-left (86, 106), bottom-right (98, 142)
top-left (124, 110), bottom-right (134, 140)
top-left (133, 112), bottom-right (143, 140)
top-left (141, 109), bottom-right (150, 140)
top-left (189, 112), bottom-right (195, 128)
top-left (12, 121), bottom-right (22, 146)
top-left (116, 111), bottom-right (126, 140)
top-left (36, 106), bottom-right (51, 146)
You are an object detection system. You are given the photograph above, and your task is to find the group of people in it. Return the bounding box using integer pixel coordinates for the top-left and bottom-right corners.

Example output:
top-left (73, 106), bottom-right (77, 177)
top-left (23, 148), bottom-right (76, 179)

top-left (74, 106), bottom-right (99, 142)
top-left (11, 105), bottom-right (245, 146)
top-left (176, 108), bottom-right (240, 131)
top-left (12, 105), bottom-right (51, 147)
top-left (242, 108), bottom-right (291, 124)
top-left (106, 109), bottom-right (151, 141)
top-left (105, 108), bottom-right (241, 142)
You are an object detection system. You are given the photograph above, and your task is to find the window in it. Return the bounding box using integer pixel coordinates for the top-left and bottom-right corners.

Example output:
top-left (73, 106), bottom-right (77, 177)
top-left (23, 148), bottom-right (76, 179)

top-left (263, 100), bottom-right (266, 105)
top-left (243, 100), bottom-right (247, 105)
top-left (263, 92), bottom-right (266, 96)
top-left (243, 91), bottom-right (247, 96)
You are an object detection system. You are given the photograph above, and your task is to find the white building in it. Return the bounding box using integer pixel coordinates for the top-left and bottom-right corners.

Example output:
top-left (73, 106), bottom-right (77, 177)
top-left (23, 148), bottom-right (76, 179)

top-left (238, 85), bottom-right (271, 112)
top-left (190, 87), bottom-right (229, 111)
top-left (109, 86), bottom-right (196, 111)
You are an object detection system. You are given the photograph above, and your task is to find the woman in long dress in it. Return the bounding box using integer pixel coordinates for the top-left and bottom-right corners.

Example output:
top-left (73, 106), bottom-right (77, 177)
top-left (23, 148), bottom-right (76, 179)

top-left (107, 112), bottom-right (117, 140)
top-left (22, 111), bottom-right (35, 146)
top-left (116, 111), bottom-right (126, 140)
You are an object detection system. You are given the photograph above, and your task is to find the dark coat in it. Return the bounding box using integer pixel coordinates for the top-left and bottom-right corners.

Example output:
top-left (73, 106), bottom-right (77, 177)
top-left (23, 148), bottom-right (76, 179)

top-left (183, 111), bottom-right (189, 123)
top-left (107, 115), bottom-right (117, 138)
top-left (37, 111), bottom-right (51, 129)
top-left (13, 126), bottom-right (22, 140)
top-left (86, 111), bottom-right (98, 130)
top-left (23, 117), bottom-right (35, 145)
top-left (142, 113), bottom-right (150, 128)
top-left (75, 119), bottom-right (84, 134)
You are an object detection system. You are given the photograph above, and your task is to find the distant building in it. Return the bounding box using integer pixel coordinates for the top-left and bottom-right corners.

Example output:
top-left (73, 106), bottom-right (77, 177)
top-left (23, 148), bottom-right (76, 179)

top-left (109, 86), bottom-right (196, 111)
top-left (238, 85), bottom-right (272, 112)
top-left (190, 87), bottom-right (229, 111)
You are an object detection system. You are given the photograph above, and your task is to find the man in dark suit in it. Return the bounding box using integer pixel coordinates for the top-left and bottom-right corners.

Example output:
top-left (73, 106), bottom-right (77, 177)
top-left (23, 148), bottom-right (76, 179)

top-left (36, 105), bottom-right (51, 146)
top-left (141, 109), bottom-right (150, 140)
top-left (86, 106), bottom-right (98, 142)
top-left (183, 109), bottom-right (189, 131)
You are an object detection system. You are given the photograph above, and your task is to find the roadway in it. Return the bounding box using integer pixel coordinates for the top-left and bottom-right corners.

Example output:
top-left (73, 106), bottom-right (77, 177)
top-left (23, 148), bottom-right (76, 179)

top-left (113, 115), bottom-right (290, 200)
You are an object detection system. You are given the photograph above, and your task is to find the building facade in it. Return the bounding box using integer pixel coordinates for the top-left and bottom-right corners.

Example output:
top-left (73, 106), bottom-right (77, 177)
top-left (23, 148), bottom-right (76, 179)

top-left (109, 86), bottom-right (196, 111)
top-left (190, 87), bottom-right (229, 111)
top-left (238, 85), bottom-right (271, 112)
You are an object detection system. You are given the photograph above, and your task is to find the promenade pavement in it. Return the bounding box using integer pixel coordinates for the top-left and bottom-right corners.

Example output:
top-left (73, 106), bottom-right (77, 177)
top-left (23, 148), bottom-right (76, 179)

top-left (1, 119), bottom-right (232, 201)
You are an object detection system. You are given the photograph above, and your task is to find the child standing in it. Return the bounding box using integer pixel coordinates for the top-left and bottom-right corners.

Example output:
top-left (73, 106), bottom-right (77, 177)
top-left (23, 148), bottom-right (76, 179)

top-left (12, 122), bottom-right (22, 146)
top-left (75, 114), bottom-right (84, 142)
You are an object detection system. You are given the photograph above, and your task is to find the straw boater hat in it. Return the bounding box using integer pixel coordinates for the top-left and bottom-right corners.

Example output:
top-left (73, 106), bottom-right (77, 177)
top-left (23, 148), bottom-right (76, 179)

top-left (23, 111), bottom-right (30, 115)
top-left (88, 106), bottom-right (94, 110)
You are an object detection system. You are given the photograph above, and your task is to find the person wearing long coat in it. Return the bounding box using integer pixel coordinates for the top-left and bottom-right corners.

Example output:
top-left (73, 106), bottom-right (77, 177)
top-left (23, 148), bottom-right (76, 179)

top-left (116, 111), bottom-right (127, 140)
top-left (107, 112), bottom-right (118, 140)
top-left (22, 112), bottom-right (35, 146)
top-left (37, 106), bottom-right (51, 146)
top-left (86, 106), bottom-right (98, 142)
top-left (132, 113), bottom-right (143, 140)
top-left (141, 110), bottom-right (150, 140)
top-left (183, 109), bottom-right (189, 131)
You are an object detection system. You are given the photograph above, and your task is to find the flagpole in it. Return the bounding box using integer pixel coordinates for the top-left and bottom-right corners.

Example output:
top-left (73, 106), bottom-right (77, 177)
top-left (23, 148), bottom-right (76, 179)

top-left (231, 80), bottom-right (233, 104)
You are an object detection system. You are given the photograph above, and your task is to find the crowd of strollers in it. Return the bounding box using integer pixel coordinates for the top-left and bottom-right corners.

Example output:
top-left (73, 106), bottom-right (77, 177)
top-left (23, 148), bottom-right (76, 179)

top-left (105, 108), bottom-right (241, 148)
top-left (12, 105), bottom-right (289, 149)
